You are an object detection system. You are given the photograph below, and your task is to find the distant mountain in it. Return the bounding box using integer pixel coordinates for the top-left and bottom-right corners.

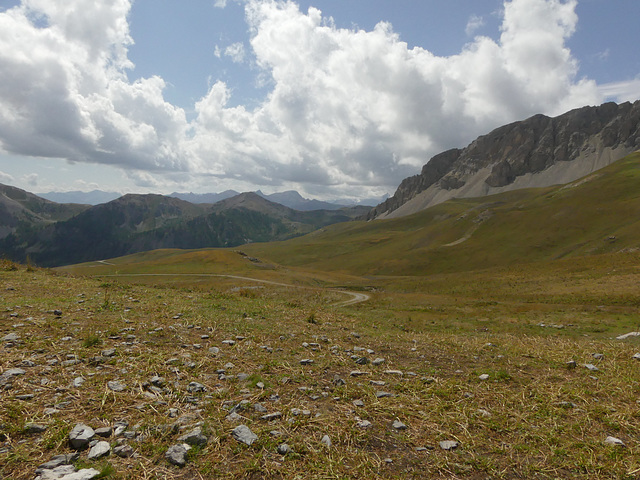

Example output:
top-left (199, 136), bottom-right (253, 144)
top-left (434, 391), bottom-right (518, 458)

top-left (169, 190), bottom-right (239, 204)
top-left (0, 184), bottom-right (88, 239)
top-left (369, 100), bottom-right (640, 219)
top-left (256, 190), bottom-right (345, 211)
top-left (37, 190), bottom-right (122, 205)
top-left (0, 191), bottom-right (370, 267)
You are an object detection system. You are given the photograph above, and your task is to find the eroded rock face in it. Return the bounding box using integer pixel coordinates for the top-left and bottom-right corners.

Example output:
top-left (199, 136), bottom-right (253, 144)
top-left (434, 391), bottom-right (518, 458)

top-left (368, 100), bottom-right (640, 219)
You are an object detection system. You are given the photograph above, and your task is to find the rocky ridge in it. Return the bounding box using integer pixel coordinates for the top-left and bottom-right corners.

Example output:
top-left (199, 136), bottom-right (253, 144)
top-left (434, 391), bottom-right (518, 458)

top-left (368, 100), bottom-right (640, 219)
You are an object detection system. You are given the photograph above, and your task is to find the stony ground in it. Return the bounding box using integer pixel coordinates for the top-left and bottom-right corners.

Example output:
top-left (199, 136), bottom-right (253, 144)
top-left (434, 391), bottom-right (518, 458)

top-left (2, 263), bottom-right (640, 479)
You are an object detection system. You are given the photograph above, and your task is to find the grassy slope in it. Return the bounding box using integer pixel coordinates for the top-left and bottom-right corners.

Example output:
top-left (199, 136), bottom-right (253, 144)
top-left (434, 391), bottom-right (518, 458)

top-left (243, 152), bottom-right (640, 276)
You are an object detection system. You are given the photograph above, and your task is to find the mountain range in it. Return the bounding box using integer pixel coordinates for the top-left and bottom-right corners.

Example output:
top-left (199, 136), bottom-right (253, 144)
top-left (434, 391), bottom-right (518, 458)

top-left (369, 100), bottom-right (640, 219)
top-left (0, 188), bottom-right (369, 267)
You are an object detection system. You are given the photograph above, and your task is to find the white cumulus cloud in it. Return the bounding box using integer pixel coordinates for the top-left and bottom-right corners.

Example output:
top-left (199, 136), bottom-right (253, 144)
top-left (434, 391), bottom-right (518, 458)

top-left (0, 0), bottom-right (613, 199)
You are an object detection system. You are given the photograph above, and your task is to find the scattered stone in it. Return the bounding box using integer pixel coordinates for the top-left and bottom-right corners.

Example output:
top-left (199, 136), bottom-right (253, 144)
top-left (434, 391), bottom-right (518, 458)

top-left (321, 435), bottom-right (332, 447)
top-left (584, 364), bottom-right (599, 372)
top-left (299, 359), bottom-right (314, 365)
top-left (150, 376), bottom-right (165, 388)
top-left (372, 358), bottom-right (385, 366)
top-left (633, 353), bottom-right (640, 361)
top-left (333, 375), bottom-right (346, 386)
top-left (178, 427), bottom-right (208, 446)
top-left (261, 412), bottom-right (282, 421)
top-left (73, 377), bottom-right (85, 388)
top-left (16, 393), bottom-right (34, 400)
top-left (3, 368), bottom-right (25, 378)
top-left (208, 346), bottom-right (220, 355)
top-left (225, 412), bottom-right (243, 423)
top-left (101, 348), bottom-right (116, 357)
top-left (36, 466), bottom-right (101, 480)
top-left (36, 453), bottom-right (79, 471)
top-left (592, 353), bottom-right (604, 360)
top-left (25, 423), bottom-right (48, 434)
top-left (370, 380), bottom-right (386, 386)
top-left (222, 340), bottom-right (236, 346)
top-left (566, 360), bottom-right (577, 369)
top-left (479, 374), bottom-right (490, 381)
top-left (2, 332), bottom-right (19, 342)
top-left (439, 440), bottom-right (459, 451)
top-left (376, 391), bottom-right (393, 398)
top-left (113, 444), bottom-right (135, 458)
top-left (616, 332), bottom-right (640, 340)
top-left (107, 380), bottom-right (126, 392)
top-left (353, 400), bottom-right (364, 407)
top-left (392, 420), bottom-right (407, 430)
top-left (254, 403), bottom-right (268, 413)
top-left (357, 419), bottom-right (372, 428)
top-left (384, 370), bottom-right (403, 376)
top-left (95, 426), bottom-right (112, 438)
top-left (187, 382), bottom-right (206, 393)
top-left (355, 357), bottom-right (369, 365)
top-left (87, 441), bottom-right (111, 460)
top-left (69, 424), bottom-right (95, 450)
top-left (477, 409), bottom-right (492, 417)
top-left (350, 370), bottom-right (367, 377)
top-left (604, 436), bottom-right (625, 447)
top-left (232, 425), bottom-right (258, 446)
top-left (166, 444), bottom-right (190, 467)
top-left (277, 443), bottom-right (292, 455)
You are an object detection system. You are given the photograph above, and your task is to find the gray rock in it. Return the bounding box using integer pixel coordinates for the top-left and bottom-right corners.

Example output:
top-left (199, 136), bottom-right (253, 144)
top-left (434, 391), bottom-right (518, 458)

top-left (261, 412), bottom-right (282, 421)
top-left (633, 353), bottom-right (640, 361)
top-left (584, 364), bottom-right (599, 372)
top-left (604, 436), bottom-right (625, 447)
top-left (166, 443), bottom-right (190, 467)
top-left (333, 375), bottom-right (346, 386)
top-left (25, 423), bottom-right (48, 434)
top-left (355, 357), bottom-right (369, 365)
top-left (277, 443), bottom-right (292, 455)
top-left (107, 380), bottom-right (126, 392)
top-left (178, 427), bottom-right (208, 446)
top-left (73, 377), bottom-right (85, 388)
top-left (36, 466), bottom-right (101, 480)
top-left (299, 359), bottom-right (314, 365)
top-left (376, 391), bottom-right (393, 398)
top-left (372, 358), bottom-right (385, 366)
top-left (3, 368), bottom-right (25, 377)
top-left (392, 420), bottom-right (407, 430)
top-left (36, 453), bottom-right (79, 471)
top-left (384, 370), bottom-right (403, 376)
top-left (87, 441), bottom-right (111, 459)
top-left (357, 420), bottom-right (372, 428)
top-left (101, 348), bottom-right (116, 357)
top-left (479, 374), bottom-right (490, 381)
top-left (2, 332), bottom-right (19, 342)
top-left (186, 382), bottom-right (206, 393)
top-left (150, 376), bottom-right (165, 387)
top-left (439, 440), bottom-right (459, 450)
top-left (113, 444), bottom-right (134, 458)
top-left (232, 425), bottom-right (258, 445)
top-left (69, 424), bottom-right (95, 450)
top-left (353, 400), bottom-right (364, 407)
top-left (349, 370), bottom-right (367, 377)
top-left (321, 434), bottom-right (332, 447)
top-left (94, 426), bottom-right (112, 438)
top-left (254, 403), bottom-right (268, 413)
top-left (208, 346), bottom-right (220, 355)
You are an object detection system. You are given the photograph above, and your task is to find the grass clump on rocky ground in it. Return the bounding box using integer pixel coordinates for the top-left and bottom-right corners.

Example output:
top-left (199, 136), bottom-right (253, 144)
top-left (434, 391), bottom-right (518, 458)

top-left (1, 260), bottom-right (640, 479)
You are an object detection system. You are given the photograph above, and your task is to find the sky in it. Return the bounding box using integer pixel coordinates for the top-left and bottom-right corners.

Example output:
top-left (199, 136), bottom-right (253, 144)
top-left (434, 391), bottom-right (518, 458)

top-left (0, 0), bottom-right (639, 201)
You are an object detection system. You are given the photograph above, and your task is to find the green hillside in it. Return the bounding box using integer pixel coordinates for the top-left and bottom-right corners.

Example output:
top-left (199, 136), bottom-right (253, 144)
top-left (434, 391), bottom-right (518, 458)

top-left (242, 152), bottom-right (640, 276)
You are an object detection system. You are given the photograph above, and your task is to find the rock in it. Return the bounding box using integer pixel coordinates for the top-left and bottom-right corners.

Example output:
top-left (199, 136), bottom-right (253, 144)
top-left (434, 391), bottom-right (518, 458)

top-left (73, 377), bottom-right (85, 388)
top-left (254, 403), bottom-right (268, 413)
top-left (2, 368), bottom-right (25, 377)
top-left (113, 444), bottom-right (134, 458)
top-left (107, 380), bottom-right (126, 392)
top-left (232, 425), bottom-right (258, 446)
top-left (299, 359), bottom-right (314, 365)
top-left (376, 391), bottom-right (393, 398)
top-left (633, 353), bottom-right (640, 361)
top-left (355, 357), bottom-right (369, 365)
top-left (439, 440), bottom-right (459, 451)
top-left (384, 370), bottom-right (403, 376)
top-left (479, 374), bottom-right (490, 381)
top-left (178, 427), bottom-right (208, 446)
top-left (566, 360), bottom-right (577, 369)
top-left (353, 400), bottom-right (364, 407)
top-left (25, 423), bottom-right (48, 434)
top-left (604, 436), bottom-right (625, 447)
top-left (584, 364), bottom-right (599, 372)
top-left (186, 382), bottom-right (206, 393)
top-left (616, 332), bottom-right (640, 340)
top-left (372, 358), bottom-right (385, 366)
top-left (357, 420), bottom-right (372, 428)
top-left (69, 424), bottom-right (95, 450)
top-left (592, 353), bottom-right (604, 359)
top-left (392, 420), bottom-right (407, 430)
top-left (101, 348), bottom-right (116, 357)
top-left (333, 375), bottom-right (346, 386)
top-left (166, 444), bottom-right (190, 467)
top-left (37, 453), bottom-right (79, 471)
top-left (261, 412), bottom-right (282, 421)
top-left (150, 376), bottom-right (165, 387)
top-left (208, 346), bottom-right (220, 355)
top-left (277, 443), bottom-right (292, 455)
top-left (321, 435), bottom-right (332, 447)
top-left (36, 466), bottom-right (101, 480)
top-left (2, 332), bottom-right (19, 342)
top-left (87, 441), bottom-right (111, 459)
top-left (349, 370), bottom-right (367, 377)
top-left (94, 426), bottom-right (112, 438)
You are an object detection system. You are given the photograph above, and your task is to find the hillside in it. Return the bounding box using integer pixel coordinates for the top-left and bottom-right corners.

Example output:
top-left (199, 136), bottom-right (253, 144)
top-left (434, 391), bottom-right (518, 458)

top-left (243, 152), bottom-right (640, 276)
top-left (0, 191), bottom-right (370, 267)
top-left (0, 183), bottom-right (88, 239)
top-left (369, 100), bottom-right (640, 219)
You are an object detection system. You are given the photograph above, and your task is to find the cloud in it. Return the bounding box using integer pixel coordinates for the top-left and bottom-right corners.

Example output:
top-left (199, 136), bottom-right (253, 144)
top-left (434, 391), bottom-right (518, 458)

top-left (0, 170), bottom-right (14, 183)
top-left (23, 173), bottom-right (39, 186)
top-left (0, 0), bottom-right (612, 200)
top-left (599, 78), bottom-right (640, 103)
top-left (466, 14), bottom-right (485, 36)
top-left (224, 42), bottom-right (245, 63)
top-left (214, 0), bottom-right (227, 8)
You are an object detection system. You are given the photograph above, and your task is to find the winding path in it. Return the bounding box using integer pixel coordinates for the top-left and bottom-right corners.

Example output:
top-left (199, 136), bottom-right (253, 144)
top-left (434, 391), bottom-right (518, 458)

top-left (100, 272), bottom-right (370, 307)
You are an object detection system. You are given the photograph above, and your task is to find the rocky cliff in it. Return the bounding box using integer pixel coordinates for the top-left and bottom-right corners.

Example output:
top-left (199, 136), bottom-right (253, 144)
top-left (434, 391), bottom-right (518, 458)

top-left (368, 100), bottom-right (640, 219)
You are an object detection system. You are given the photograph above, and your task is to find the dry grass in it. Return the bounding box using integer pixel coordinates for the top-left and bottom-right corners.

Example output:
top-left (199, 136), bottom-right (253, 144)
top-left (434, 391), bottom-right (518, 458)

top-left (1, 262), bottom-right (640, 479)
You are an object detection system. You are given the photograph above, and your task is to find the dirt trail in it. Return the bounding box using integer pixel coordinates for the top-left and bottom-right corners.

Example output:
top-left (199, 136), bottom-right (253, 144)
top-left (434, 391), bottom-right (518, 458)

top-left (100, 272), bottom-right (370, 307)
